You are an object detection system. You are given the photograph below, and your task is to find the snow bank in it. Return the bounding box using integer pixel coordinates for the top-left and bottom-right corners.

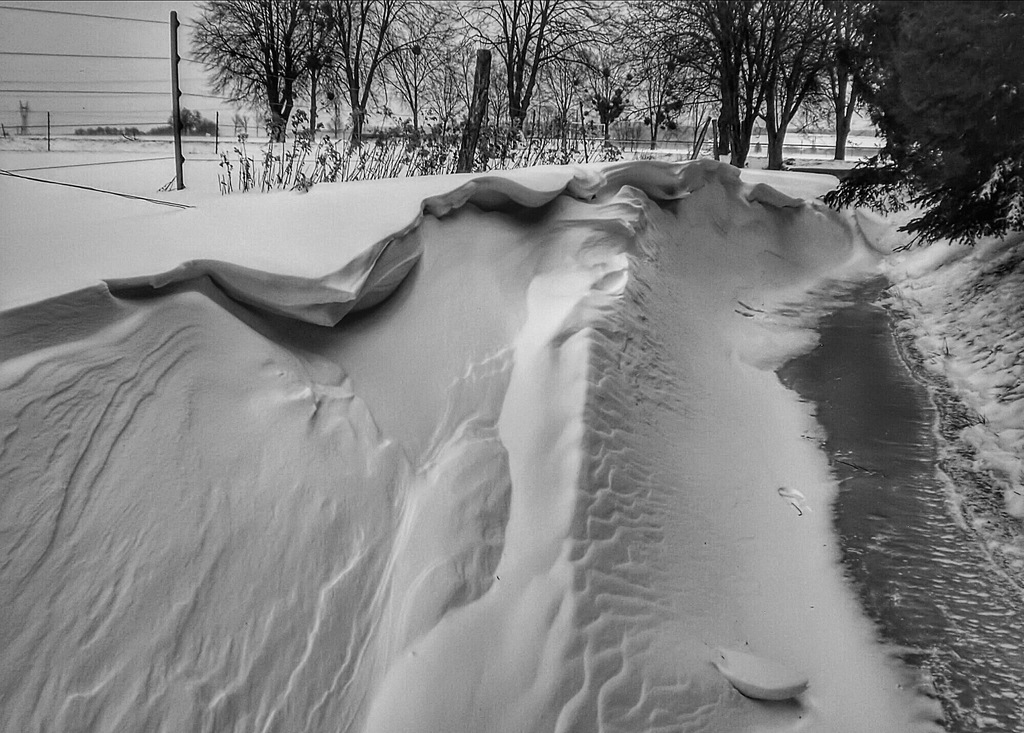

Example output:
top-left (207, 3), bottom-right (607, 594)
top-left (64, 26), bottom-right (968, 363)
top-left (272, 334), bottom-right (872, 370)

top-left (1, 159), bottom-right (940, 732)
top-left (886, 231), bottom-right (1024, 568)
top-left (2, 160), bottom-right (850, 324)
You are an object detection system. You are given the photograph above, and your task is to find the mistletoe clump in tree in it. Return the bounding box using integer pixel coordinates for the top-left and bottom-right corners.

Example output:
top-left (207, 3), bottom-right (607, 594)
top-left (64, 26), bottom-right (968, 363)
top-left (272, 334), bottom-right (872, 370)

top-left (640, 56), bottom-right (685, 146)
top-left (624, 2), bottom-right (707, 152)
top-left (589, 64), bottom-right (629, 141)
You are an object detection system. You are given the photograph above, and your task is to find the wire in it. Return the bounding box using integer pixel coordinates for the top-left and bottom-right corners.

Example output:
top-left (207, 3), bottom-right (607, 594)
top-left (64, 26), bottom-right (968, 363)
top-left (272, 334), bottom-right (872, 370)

top-left (8, 111), bottom-right (171, 116)
top-left (0, 4), bottom-right (166, 25)
top-left (181, 92), bottom-right (234, 101)
top-left (0, 51), bottom-right (209, 64)
top-left (0, 89), bottom-right (167, 95)
top-left (0, 50), bottom-right (166, 60)
top-left (6, 79), bottom-right (160, 85)
top-left (3, 78), bottom-right (208, 85)
top-left (7, 157), bottom-right (176, 173)
top-left (9, 122), bottom-right (170, 129)
top-left (0, 169), bottom-right (193, 209)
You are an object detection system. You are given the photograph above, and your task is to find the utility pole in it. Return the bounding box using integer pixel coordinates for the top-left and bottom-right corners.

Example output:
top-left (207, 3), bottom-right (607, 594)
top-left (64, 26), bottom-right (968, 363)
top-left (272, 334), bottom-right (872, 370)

top-left (169, 11), bottom-right (185, 190)
top-left (46, 112), bottom-right (50, 151)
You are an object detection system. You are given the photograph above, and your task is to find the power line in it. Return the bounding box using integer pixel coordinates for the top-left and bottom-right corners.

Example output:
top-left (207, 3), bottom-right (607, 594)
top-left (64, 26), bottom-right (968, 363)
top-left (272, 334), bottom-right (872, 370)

top-left (0, 89), bottom-right (167, 95)
top-left (0, 4), bottom-right (166, 25)
top-left (0, 50), bottom-right (166, 60)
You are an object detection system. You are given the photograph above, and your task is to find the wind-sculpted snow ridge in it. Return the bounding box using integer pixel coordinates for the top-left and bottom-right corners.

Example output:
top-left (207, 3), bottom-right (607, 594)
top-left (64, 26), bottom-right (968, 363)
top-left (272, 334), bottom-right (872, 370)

top-left (96, 160), bottom-right (829, 328)
top-left (1, 160), bottom-right (943, 732)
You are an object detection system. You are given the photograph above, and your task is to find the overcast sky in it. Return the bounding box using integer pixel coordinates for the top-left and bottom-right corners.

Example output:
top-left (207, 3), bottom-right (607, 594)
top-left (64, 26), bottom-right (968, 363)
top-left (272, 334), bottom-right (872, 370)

top-left (0, 1), bottom-right (229, 133)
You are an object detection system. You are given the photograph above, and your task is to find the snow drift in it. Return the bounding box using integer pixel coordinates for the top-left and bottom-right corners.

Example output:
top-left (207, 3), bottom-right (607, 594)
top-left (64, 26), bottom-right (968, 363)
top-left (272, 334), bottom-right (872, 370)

top-left (0, 160), bottom-right (942, 732)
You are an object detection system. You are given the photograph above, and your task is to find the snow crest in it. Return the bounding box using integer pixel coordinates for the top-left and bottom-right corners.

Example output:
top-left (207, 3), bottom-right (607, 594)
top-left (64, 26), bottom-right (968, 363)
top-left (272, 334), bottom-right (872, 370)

top-left (86, 160), bottom-right (843, 327)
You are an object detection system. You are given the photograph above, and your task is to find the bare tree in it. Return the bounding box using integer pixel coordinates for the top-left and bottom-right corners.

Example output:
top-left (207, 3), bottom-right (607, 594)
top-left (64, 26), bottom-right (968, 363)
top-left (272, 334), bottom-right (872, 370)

top-left (824, 0), bottom-right (870, 160)
top-left (193, 0), bottom-right (310, 141)
top-left (383, 2), bottom-right (456, 137)
top-left (537, 56), bottom-right (584, 145)
top-left (232, 111), bottom-right (250, 135)
top-left (300, 0), bottom-right (337, 137)
top-left (325, 0), bottom-right (417, 144)
top-left (673, 0), bottom-right (830, 168)
top-left (578, 47), bottom-right (633, 141)
top-left (463, 0), bottom-right (610, 134)
top-left (487, 55), bottom-right (511, 125)
top-left (428, 46), bottom-right (475, 135)
top-left (624, 5), bottom-right (704, 150)
top-left (760, 0), bottom-right (830, 169)
top-left (407, 44), bottom-right (475, 135)
top-left (674, 0), bottom-right (772, 167)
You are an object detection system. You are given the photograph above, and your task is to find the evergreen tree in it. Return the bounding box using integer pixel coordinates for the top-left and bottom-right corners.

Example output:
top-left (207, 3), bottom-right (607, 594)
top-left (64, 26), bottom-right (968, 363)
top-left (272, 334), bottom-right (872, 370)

top-left (826, 1), bottom-right (1024, 244)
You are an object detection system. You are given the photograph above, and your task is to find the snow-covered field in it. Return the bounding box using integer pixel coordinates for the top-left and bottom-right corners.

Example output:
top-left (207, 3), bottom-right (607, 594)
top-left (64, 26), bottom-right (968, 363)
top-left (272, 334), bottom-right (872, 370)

top-left (1, 137), bottom-right (1015, 732)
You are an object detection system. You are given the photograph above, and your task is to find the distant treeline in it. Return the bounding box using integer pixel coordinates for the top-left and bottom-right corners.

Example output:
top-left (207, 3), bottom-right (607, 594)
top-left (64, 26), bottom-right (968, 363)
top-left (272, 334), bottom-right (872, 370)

top-left (74, 126), bottom-right (145, 137)
top-left (75, 109), bottom-right (219, 138)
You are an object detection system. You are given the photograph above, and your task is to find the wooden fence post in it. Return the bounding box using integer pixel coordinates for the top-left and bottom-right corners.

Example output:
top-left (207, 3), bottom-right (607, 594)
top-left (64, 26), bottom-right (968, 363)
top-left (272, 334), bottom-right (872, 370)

top-left (169, 11), bottom-right (185, 190)
top-left (457, 49), bottom-right (492, 174)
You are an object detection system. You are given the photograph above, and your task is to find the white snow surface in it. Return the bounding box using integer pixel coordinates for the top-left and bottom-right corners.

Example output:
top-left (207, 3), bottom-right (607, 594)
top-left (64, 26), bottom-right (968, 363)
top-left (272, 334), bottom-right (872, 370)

top-left (0, 157), bottom-right (944, 732)
top-left (886, 226), bottom-right (1024, 561)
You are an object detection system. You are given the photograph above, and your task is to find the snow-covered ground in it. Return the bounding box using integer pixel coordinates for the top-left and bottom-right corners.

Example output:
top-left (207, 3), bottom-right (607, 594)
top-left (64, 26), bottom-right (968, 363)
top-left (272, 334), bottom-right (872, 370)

top-left (882, 220), bottom-right (1024, 577)
top-left (1, 136), bottom-right (1011, 732)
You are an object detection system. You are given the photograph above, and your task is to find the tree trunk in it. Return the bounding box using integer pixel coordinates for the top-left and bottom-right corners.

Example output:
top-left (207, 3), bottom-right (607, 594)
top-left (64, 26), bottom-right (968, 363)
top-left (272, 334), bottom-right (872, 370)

top-left (579, 101), bottom-right (589, 162)
top-left (309, 71), bottom-right (318, 138)
top-left (716, 87), bottom-right (734, 158)
top-left (350, 104), bottom-right (365, 146)
top-left (717, 116), bottom-right (732, 158)
top-left (729, 121), bottom-right (750, 168)
top-left (729, 138), bottom-right (748, 167)
top-left (766, 128), bottom-right (786, 169)
top-left (508, 100), bottom-right (526, 134)
top-left (268, 106), bottom-right (287, 142)
top-left (457, 49), bottom-right (492, 173)
top-left (833, 79), bottom-right (858, 161)
top-left (832, 70), bottom-right (857, 161)
top-left (764, 92), bottom-right (783, 170)
top-left (729, 102), bottom-right (760, 168)
top-left (834, 116), bottom-right (850, 161)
